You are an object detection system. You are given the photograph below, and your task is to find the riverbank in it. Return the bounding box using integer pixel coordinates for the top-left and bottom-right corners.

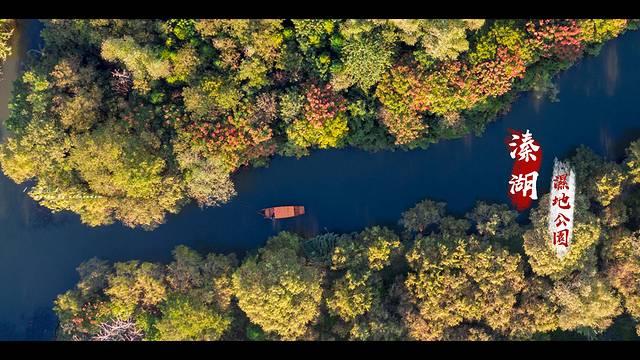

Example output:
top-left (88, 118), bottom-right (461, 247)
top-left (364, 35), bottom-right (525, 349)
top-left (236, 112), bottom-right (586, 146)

top-left (0, 20), bottom-right (19, 142)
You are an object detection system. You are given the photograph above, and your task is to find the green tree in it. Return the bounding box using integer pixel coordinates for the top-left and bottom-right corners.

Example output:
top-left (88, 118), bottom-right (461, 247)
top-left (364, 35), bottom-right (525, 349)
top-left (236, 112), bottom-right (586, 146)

top-left (469, 20), bottom-right (535, 66)
top-left (101, 36), bottom-right (171, 93)
top-left (172, 131), bottom-right (237, 207)
top-left (331, 34), bottom-right (394, 91)
top-left (166, 245), bottom-right (204, 292)
top-left (76, 258), bottom-right (112, 297)
top-left (326, 270), bottom-right (374, 321)
top-left (579, 19), bottom-right (628, 44)
top-left (625, 139), bottom-right (640, 184)
top-left (195, 19), bottom-right (283, 91)
top-left (400, 233), bottom-right (524, 340)
top-left (165, 245), bottom-right (238, 312)
top-left (0, 19), bottom-right (14, 72)
top-left (326, 227), bottom-right (403, 340)
top-left (166, 44), bottom-right (200, 84)
top-left (286, 112), bottom-right (349, 151)
top-left (418, 19), bottom-right (483, 60)
top-left (292, 19), bottom-right (335, 54)
top-left (0, 119), bottom-right (70, 184)
top-left (181, 76), bottom-right (243, 117)
top-left (465, 201), bottom-right (521, 240)
top-left (594, 163), bottom-right (627, 207)
top-left (387, 19), bottom-right (485, 61)
top-left (232, 232), bottom-right (324, 339)
top-left (57, 123), bottom-right (185, 229)
top-left (154, 294), bottom-right (231, 341)
top-left (54, 258), bottom-right (114, 340)
top-left (278, 88), bottom-right (305, 122)
top-left (331, 226), bottom-right (402, 272)
top-left (399, 199), bottom-right (446, 234)
top-left (568, 145), bottom-right (625, 206)
top-left (347, 298), bottom-right (406, 341)
top-left (104, 261), bottom-right (167, 319)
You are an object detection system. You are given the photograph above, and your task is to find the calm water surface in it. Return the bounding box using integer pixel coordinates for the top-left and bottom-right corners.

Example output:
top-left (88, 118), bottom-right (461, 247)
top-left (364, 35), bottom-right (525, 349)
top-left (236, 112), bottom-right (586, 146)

top-left (1, 21), bottom-right (640, 340)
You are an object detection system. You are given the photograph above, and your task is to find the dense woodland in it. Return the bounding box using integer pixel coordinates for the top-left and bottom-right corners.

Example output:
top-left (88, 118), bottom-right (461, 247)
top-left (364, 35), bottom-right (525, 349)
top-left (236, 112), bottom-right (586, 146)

top-left (0, 19), bottom-right (635, 229)
top-left (54, 139), bottom-right (640, 340)
top-left (0, 19), bottom-right (13, 75)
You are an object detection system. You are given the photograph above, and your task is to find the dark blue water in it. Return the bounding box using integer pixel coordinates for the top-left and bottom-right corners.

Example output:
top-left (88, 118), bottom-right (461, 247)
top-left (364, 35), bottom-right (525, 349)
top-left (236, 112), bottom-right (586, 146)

top-left (1, 22), bottom-right (640, 340)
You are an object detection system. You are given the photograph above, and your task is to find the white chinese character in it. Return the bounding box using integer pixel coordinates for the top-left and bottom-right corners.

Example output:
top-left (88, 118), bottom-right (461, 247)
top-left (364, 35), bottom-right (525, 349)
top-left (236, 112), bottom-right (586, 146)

top-left (509, 171), bottom-right (539, 200)
top-left (509, 129), bottom-right (540, 162)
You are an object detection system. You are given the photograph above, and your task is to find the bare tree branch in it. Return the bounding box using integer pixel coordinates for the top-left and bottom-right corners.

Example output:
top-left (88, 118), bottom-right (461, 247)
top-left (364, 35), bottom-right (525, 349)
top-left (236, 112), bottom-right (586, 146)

top-left (91, 318), bottom-right (143, 341)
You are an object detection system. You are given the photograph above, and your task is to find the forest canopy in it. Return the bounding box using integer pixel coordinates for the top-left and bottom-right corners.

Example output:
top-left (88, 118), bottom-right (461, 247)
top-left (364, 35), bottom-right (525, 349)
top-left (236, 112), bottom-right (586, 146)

top-left (0, 19), bottom-right (14, 75)
top-left (0, 19), bottom-right (634, 229)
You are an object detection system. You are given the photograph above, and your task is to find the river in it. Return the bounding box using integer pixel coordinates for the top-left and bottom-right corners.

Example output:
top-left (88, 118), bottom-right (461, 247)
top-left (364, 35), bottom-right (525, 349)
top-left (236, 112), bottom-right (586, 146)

top-left (1, 20), bottom-right (640, 340)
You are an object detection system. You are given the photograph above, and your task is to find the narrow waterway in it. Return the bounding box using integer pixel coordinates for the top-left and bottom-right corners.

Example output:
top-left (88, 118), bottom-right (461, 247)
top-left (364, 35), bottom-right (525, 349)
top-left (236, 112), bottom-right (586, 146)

top-left (1, 21), bottom-right (640, 340)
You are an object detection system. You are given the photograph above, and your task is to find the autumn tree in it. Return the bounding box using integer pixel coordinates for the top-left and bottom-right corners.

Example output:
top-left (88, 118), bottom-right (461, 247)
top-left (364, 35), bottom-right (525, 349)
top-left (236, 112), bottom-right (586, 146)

top-left (54, 258), bottom-right (114, 340)
top-left (526, 19), bottom-right (585, 63)
top-left (284, 83), bottom-right (348, 154)
top-left (375, 62), bottom-right (429, 145)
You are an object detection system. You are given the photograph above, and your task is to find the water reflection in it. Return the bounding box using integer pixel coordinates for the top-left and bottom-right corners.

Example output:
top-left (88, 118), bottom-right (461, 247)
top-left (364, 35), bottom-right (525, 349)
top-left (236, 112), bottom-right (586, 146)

top-left (610, 128), bottom-right (640, 162)
top-left (462, 133), bottom-right (474, 152)
top-left (605, 42), bottom-right (619, 96)
top-left (600, 125), bottom-right (613, 160)
top-left (24, 307), bottom-right (57, 340)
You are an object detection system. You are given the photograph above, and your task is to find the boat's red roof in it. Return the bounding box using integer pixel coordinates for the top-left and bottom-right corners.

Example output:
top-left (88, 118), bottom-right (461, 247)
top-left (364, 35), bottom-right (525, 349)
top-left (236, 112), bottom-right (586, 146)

top-left (272, 206), bottom-right (296, 218)
top-left (263, 206), bottom-right (305, 219)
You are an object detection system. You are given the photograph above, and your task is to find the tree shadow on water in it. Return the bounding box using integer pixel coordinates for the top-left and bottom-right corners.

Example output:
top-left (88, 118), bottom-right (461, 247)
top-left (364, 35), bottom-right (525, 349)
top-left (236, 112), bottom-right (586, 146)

top-left (0, 321), bottom-right (17, 340)
top-left (23, 307), bottom-right (57, 340)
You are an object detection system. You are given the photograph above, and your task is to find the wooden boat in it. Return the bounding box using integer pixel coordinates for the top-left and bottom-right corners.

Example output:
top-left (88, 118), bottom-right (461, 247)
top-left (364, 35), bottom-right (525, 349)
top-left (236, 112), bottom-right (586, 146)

top-left (261, 206), bottom-right (305, 220)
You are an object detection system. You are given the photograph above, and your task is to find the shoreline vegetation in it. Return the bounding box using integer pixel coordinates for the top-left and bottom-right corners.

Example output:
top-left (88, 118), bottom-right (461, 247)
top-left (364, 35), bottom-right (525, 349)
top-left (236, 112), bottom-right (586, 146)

top-left (55, 139), bottom-right (640, 341)
top-left (0, 19), bottom-right (636, 230)
top-left (0, 19), bottom-right (16, 142)
top-left (0, 19), bottom-right (14, 74)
